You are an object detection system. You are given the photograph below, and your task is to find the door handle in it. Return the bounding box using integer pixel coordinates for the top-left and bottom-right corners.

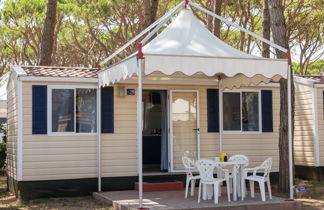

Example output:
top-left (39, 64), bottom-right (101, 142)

top-left (193, 128), bottom-right (200, 131)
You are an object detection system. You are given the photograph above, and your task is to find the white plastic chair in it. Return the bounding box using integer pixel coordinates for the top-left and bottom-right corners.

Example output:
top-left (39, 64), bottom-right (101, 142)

top-left (227, 155), bottom-right (249, 199)
top-left (182, 156), bottom-right (200, 198)
top-left (196, 159), bottom-right (231, 204)
top-left (241, 157), bottom-right (272, 202)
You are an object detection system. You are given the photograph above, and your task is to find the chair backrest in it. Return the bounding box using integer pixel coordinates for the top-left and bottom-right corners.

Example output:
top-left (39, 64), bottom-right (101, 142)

top-left (260, 157), bottom-right (272, 177)
top-left (229, 154), bottom-right (249, 168)
top-left (183, 150), bottom-right (197, 162)
top-left (195, 159), bottom-right (216, 182)
top-left (182, 156), bottom-right (195, 176)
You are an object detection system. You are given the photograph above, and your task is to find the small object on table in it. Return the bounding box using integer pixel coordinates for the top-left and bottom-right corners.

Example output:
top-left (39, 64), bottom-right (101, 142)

top-left (220, 152), bottom-right (229, 162)
top-left (220, 153), bottom-right (226, 162)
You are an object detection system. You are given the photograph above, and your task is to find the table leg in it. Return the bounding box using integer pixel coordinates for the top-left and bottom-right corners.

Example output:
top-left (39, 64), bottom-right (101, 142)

top-left (233, 167), bottom-right (237, 201)
top-left (237, 167), bottom-right (243, 197)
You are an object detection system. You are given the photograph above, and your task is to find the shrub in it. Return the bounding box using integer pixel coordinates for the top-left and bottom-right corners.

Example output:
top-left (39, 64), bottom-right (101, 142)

top-left (0, 142), bottom-right (5, 170)
top-left (0, 122), bottom-right (7, 170)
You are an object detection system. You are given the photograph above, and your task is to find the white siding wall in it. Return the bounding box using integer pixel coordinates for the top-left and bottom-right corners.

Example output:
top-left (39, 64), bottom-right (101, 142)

top-left (101, 84), bottom-right (280, 176)
top-left (22, 81), bottom-right (98, 181)
top-left (294, 82), bottom-right (315, 166)
top-left (222, 87), bottom-right (280, 171)
top-left (317, 88), bottom-right (324, 165)
top-left (22, 81), bottom-right (280, 181)
top-left (7, 73), bottom-right (18, 179)
top-left (101, 84), bottom-right (137, 177)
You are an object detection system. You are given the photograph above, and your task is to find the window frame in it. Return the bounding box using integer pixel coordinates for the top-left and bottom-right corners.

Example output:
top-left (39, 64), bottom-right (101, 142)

top-left (47, 85), bottom-right (99, 136)
top-left (222, 89), bottom-right (262, 134)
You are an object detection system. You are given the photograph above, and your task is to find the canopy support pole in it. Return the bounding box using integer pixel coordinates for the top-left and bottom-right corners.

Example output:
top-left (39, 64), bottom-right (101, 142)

top-left (219, 80), bottom-right (223, 153)
top-left (97, 84), bottom-right (102, 192)
top-left (100, 1), bottom-right (185, 66)
top-left (137, 44), bottom-right (144, 208)
top-left (287, 50), bottom-right (293, 199)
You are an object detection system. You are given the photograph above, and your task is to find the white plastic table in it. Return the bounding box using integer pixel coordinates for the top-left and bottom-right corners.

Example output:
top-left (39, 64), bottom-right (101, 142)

top-left (203, 160), bottom-right (245, 201)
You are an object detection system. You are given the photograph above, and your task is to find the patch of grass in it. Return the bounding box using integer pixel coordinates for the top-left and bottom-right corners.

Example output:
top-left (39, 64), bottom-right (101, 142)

top-left (0, 194), bottom-right (113, 210)
top-left (0, 175), bottom-right (7, 193)
top-left (0, 176), bottom-right (112, 210)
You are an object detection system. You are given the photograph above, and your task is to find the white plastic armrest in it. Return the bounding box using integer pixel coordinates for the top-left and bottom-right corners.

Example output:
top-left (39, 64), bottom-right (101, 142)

top-left (253, 166), bottom-right (266, 176)
top-left (243, 168), bottom-right (255, 172)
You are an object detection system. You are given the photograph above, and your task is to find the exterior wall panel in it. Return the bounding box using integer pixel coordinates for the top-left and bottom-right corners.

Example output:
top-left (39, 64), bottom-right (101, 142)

top-left (22, 81), bottom-right (280, 181)
top-left (294, 83), bottom-right (315, 166)
top-left (317, 88), bottom-right (324, 165)
top-left (7, 72), bottom-right (18, 180)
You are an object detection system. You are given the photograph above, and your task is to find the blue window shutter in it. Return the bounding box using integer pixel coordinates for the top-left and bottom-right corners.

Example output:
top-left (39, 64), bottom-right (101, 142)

top-left (261, 90), bottom-right (273, 132)
top-left (101, 87), bottom-right (114, 133)
top-left (207, 89), bottom-right (219, 132)
top-left (32, 85), bottom-right (47, 134)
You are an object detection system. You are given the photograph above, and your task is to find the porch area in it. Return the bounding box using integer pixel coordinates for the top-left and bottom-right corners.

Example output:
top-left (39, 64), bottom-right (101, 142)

top-left (93, 189), bottom-right (302, 210)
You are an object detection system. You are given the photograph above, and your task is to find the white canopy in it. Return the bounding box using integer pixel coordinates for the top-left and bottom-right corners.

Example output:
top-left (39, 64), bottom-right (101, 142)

top-left (99, 8), bottom-right (287, 87)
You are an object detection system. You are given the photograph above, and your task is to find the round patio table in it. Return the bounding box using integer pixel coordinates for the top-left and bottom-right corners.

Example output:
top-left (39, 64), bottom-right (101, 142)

top-left (203, 160), bottom-right (245, 201)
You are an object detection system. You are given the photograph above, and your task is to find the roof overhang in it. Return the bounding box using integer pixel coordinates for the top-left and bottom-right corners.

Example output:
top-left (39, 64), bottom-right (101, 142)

top-left (99, 54), bottom-right (287, 88)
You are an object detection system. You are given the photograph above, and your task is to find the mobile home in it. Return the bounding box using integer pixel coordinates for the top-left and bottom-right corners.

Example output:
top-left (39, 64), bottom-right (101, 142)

top-left (6, 65), bottom-right (281, 200)
top-left (294, 76), bottom-right (324, 180)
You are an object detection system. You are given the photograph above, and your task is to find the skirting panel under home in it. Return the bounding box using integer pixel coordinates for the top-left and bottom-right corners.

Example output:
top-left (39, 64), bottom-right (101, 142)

top-left (295, 165), bottom-right (324, 181)
top-left (13, 172), bottom-right (279, 200)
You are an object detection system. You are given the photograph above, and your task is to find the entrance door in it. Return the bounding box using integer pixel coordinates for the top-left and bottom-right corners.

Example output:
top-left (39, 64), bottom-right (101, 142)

top-left (170, 90), bottom-right (200, 171)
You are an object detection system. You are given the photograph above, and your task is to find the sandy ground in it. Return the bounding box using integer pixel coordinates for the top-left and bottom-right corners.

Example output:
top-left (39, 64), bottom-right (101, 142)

top-left (0, 192), bottom-right (112, 210)
top-left (1, 176), bottom-right (324, 210)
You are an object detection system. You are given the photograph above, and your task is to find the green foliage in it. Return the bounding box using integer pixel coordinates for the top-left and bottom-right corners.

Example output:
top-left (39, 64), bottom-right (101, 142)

top-left (0, 142), bottom-right (5, 170)
top-left (293, 60), bottom-right (324, 75)
top-left (0, 122), bottom-right (7, 170)
top-left (0, 0), bottom-right (322, 75)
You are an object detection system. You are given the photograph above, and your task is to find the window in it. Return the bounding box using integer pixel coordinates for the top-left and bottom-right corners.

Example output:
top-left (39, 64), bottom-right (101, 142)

top-left (49, 86), bottom-right (97, 135)
top-left (223, 91), bottom-right (260, 132)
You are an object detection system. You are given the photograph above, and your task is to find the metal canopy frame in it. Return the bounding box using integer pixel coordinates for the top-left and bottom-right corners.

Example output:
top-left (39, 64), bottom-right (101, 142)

top-left (98, 1), bottom-right (294, 207)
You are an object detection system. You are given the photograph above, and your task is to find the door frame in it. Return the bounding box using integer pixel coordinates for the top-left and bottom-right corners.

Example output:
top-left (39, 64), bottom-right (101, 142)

top-left (169, 90), bottom-right (200, 172)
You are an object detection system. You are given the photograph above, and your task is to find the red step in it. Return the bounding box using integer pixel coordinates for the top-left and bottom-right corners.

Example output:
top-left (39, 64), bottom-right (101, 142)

top-left (134, 182), bottom-right (184, 192)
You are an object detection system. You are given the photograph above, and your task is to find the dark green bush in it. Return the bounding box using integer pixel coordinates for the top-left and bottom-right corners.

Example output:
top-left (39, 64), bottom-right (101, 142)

top-left (0, 122), bottom-right (7, 170)
top-left (0, 142), bottom-right (5, 170)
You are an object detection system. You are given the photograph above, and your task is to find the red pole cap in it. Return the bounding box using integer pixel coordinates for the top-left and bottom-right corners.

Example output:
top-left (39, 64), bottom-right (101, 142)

top-left (97, 64), bottom-right (101, 71)
top-left (185, 0), bottom-right (189, 5)
top-left (286, 50), bottom-right (291, 65)
top-left (138, 43), bottom-right (144, 59)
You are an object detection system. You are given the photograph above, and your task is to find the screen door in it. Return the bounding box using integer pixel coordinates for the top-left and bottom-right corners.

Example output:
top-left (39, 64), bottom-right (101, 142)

top-left (170, 90), bottom-right (199, 171)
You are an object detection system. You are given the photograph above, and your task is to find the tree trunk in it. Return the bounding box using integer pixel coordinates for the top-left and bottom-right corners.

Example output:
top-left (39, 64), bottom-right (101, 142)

top-left (268, 0), bottom-right (288, 58)
top-left (213, 0), bottom-right (222, 38)
top-left (207, 0), bottom-right (213, 31)
top-left (268, 0), bottom-right (294, 193)
top-left (143, 0), bottom-right (159, 28)
top-left (39, 0), bottom-right (57, 66)
top-left (262, 0), bottom-right (270, 58)
top-left (150, 0), bottom-right (159, 23)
